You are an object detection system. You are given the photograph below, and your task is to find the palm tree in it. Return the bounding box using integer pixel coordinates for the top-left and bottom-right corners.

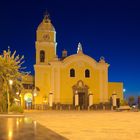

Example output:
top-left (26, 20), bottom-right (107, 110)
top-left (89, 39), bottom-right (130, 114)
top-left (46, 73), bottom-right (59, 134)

top-left (0, 47), bottom-right (28, 112)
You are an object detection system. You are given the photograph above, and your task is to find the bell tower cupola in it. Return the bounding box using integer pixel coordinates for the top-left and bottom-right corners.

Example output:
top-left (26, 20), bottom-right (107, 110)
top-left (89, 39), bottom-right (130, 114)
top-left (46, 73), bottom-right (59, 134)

top-left (35, 12), bottom-right (57, 64)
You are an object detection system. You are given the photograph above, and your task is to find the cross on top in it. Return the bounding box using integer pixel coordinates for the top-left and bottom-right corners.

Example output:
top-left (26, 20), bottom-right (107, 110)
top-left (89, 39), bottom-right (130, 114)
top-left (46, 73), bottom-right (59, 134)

top-left (44, 10), bottom-right (50, 20)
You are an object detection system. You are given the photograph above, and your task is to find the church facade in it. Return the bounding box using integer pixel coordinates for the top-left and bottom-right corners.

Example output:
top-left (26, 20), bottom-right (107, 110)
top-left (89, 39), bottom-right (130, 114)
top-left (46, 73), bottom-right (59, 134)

top-left (33, 15), bottom-right (123, 109)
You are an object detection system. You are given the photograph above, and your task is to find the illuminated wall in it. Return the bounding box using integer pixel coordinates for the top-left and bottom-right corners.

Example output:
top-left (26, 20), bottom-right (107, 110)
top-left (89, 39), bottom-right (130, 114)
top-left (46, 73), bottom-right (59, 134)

top-left (33, 15), bottom-right (123, 106)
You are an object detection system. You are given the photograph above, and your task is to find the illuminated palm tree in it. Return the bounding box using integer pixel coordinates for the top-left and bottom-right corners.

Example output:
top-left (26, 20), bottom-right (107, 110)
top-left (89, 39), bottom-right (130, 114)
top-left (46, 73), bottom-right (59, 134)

top-left (0, 47), bottom-right (28, 112)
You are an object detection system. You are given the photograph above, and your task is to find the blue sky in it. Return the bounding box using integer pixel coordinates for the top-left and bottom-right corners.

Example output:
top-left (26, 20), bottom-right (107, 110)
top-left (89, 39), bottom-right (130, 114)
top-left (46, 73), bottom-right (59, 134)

top-left (0, 0), bottom-right (140, 97)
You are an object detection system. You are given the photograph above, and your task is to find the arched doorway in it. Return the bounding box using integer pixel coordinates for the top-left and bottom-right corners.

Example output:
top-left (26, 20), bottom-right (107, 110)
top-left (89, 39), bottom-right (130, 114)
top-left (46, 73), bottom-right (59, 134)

top-left (72, 80), bottom-right (89, 109)
top-left (24, 93), bottom-right (33, 109)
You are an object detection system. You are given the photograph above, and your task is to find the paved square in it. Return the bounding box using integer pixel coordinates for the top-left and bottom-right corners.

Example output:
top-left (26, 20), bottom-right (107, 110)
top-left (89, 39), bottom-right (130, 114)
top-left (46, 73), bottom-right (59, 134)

top-left (25, 110), bottom-right (140, 140)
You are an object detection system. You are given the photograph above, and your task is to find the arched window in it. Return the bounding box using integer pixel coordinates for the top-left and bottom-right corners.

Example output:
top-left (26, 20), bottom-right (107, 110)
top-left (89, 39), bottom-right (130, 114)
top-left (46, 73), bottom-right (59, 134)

top-left (70, 69), bottom-right (75, 77)
top-left (40, 50), bottom-right (45, 62)
top-left (85, 69), bottom-right (90, 78)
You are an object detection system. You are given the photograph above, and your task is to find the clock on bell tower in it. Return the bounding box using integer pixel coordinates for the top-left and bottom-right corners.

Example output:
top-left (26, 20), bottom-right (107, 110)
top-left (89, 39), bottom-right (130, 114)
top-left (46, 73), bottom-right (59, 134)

top-left (35, 13), bottom-right (57, 65)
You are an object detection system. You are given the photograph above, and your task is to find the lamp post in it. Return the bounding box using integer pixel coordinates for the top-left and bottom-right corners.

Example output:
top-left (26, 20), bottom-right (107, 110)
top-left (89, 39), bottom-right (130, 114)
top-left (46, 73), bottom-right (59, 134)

top-left (7, 79), bottom-right (13, 113)
top-left (9, 80), bottom-right (13, 86)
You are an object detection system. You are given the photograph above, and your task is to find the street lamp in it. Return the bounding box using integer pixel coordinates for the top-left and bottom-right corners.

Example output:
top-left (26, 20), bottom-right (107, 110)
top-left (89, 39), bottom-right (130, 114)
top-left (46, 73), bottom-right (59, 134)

top-left (9, 80), bottom-right (13, 86)
top-left (123, 89), bottom-right (126, 92)
top-left (123, 88), bottom-right (126, 100)
top-left (7, 79), bottom-right (13, 113)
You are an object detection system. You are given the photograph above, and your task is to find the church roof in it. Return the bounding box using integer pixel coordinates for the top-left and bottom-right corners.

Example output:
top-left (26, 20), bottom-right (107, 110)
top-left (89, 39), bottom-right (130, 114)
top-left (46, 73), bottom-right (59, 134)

top-left (37, 14), bottom-right (55, 31)
top-left (61, 42), bottom-right (109, 68)
top-left (62, 53), bottom-right (97, 65)
top-left (62, 53), bottom-right (109, 69)
top-left (62, 43), bottom-right (97, 64)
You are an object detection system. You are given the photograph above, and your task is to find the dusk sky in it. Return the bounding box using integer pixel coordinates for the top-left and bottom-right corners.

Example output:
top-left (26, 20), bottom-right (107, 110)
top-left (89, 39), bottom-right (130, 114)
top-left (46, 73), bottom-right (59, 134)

top-left (0, 0), bottom-right (140, 97)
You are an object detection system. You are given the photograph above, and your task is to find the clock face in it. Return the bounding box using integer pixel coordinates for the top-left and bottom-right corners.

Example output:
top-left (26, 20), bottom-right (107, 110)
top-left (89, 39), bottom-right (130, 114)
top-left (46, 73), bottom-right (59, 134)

top-left (43, 34), bottom-right (50, 41)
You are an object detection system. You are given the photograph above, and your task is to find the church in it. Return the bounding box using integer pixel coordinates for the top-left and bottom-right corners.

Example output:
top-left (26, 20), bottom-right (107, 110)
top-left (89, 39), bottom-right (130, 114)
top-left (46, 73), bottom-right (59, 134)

top-left (30, 14), bottom-right (123, 109)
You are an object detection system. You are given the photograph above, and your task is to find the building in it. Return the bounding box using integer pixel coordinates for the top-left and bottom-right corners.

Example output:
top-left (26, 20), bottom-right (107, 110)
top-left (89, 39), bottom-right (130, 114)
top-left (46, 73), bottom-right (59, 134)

top-left (20, 75), bottom-right (34, 109)
top-left (32, 14), bottom-right (123, 109)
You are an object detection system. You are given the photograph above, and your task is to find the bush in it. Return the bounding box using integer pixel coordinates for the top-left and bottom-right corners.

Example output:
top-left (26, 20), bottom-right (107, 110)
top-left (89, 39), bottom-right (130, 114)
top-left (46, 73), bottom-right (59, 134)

top-left (10, 104), bottom-right (24, 113)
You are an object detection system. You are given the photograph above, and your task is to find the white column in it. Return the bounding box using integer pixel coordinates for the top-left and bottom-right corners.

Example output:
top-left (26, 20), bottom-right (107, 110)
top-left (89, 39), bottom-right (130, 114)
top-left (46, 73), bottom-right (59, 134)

top-left (75, 94), bottom-right (79, 106)
top-left (89, 94), bottom-right (93, 107)
top-left (112, 94), bottom-right (117, 107)
top-left (49, 93), bottom-right (53, 107)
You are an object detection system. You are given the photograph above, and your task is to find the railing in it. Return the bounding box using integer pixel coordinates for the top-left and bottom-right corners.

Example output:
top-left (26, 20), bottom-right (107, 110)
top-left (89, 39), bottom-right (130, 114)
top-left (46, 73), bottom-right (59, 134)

top-left (29, 103), bottom-right (112, 110)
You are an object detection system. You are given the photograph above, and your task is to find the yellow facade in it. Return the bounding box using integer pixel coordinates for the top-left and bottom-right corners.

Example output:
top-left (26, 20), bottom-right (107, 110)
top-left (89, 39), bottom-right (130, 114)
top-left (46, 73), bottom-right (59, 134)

top-left (34, 15), bottom-right (123, 108)
top-left (108, 82), bottom-right (123, 100)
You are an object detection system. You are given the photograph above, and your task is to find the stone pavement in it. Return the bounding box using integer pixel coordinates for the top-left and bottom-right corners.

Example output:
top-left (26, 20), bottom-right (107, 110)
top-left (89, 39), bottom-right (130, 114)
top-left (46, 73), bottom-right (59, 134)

top-left (24, 110), bottom-right (140, 140)
top-left (0, 117), bottom-right (68, 140)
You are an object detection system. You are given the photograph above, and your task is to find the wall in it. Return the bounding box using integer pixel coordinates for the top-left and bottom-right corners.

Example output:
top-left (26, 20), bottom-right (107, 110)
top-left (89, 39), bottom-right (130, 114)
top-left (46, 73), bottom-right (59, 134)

top-left (108, 82), bottom-right (123, 100)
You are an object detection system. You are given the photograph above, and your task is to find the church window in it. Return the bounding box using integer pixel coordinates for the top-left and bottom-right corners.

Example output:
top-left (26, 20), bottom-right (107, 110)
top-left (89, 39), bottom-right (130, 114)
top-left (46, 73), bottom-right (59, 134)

top-left (40, 50), bottom-right (45, 62)
top-left (85, 69), bottom-right (90, 78)
top-left (70, 69), bottom-right (75, 77)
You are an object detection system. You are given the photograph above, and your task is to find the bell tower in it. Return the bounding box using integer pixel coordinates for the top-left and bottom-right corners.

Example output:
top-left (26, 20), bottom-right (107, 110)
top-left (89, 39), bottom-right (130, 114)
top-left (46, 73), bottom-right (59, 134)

top-left (35, 13), bottom-right (57, 64)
